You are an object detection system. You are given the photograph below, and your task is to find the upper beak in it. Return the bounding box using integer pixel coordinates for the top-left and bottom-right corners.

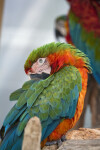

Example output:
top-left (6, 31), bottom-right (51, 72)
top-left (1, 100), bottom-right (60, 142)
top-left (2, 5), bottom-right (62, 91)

top-left (55, 29), bottom-right (64, 40)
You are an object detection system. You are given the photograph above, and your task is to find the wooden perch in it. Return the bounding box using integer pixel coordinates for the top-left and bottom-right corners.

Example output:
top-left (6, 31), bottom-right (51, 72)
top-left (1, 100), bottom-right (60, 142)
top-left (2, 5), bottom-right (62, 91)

top-left (66, 128), bottom-right (100, 140)
top-left (22, 117), bottom-right (41, 150)
top-left (58, 139), bottom-right (100, 150)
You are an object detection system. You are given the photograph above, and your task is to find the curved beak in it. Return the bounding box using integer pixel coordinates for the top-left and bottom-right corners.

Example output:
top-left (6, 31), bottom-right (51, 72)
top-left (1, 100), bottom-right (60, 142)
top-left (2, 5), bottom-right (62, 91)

top-left (55, 28), bottom-right (64, 40)
top-left (29, 73), bottom-right (50, 80)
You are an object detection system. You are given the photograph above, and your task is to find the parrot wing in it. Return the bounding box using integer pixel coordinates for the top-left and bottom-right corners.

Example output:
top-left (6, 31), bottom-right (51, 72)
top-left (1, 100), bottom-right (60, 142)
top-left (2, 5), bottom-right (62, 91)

top-left (9, 79), bottom-right (38, 101)
top-left (68, 11), bottom-right (100, 84)
top-left (0, 66), bottom-right (82, 150)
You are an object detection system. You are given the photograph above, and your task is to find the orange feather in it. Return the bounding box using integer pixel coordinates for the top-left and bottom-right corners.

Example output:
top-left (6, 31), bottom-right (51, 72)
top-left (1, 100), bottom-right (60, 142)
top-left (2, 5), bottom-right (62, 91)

top-left (46, 68), bottom-right (88, 141)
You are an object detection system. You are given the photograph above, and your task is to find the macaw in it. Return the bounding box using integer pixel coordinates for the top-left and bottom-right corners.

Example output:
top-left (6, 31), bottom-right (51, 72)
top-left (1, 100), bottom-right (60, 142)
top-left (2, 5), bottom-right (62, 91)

top-left (0, 42), bottom-right (91, 150)
top-left (55, 0), bottom-right (100, 84)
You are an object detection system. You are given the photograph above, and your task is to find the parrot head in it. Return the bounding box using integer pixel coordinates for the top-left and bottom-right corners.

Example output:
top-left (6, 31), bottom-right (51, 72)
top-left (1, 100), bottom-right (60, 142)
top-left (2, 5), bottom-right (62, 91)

top-left (24, 42), bottom-right (91, 80)
top-left (27, 57), bottom-right (51, 79)
top-left (55, 15), bottom-right (72, 44)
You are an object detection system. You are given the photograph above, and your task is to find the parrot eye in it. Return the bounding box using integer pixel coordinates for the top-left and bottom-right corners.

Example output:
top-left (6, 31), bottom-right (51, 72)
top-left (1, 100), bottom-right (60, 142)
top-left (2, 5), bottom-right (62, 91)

top-left (38, 58), bottom-right (46, 65)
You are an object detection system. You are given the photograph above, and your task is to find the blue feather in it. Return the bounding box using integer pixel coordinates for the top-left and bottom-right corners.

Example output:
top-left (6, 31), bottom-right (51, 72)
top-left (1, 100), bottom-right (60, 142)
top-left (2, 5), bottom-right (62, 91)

top-left (41, 119), bottom-right (60, 141)
top-left (0, 125), bottom-right (23, 150)
top-left (11, 136), bottom-right (23, 150)
top-left (69, 20), bottom-right (100, 84)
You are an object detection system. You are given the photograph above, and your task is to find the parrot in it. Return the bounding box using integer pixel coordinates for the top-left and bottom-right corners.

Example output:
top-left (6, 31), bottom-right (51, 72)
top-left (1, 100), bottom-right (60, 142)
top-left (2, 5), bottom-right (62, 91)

top-left (0, 42), bottom-right (91, 150)
top-left (55, 0), bottom-right (100, 84)
top-left (55, 0), bottom-right (100, 127)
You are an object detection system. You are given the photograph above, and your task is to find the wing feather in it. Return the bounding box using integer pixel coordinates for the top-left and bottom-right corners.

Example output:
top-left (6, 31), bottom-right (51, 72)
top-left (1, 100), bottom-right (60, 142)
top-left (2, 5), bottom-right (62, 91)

top-left (1, 66), bottom-right (82, 149)
top-left (69, 12), bottom-right (100, 83)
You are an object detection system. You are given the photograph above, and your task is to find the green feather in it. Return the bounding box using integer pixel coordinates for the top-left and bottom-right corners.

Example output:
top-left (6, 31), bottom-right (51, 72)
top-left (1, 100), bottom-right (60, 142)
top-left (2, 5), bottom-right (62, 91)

top-left (10, 88), bottom-right (25, 101)
top-left (27, 86), bottom-right (43, 107)
top-left (38, 112), bottom-right (48, 121)
top-left (16, 91), bottom-right (26, 109)
top-left (25, 88), bottom-right (35, 99)
top-left (39, 103), bottom-right (49, 113)
top-left (20, 110), bottom-right (28, 121)
top-left (22, 80), bottom-right (36, 90)
top-left (27, 75), bottom-right (54, 107)
top-left (17, 114), bottom-right (30, 136)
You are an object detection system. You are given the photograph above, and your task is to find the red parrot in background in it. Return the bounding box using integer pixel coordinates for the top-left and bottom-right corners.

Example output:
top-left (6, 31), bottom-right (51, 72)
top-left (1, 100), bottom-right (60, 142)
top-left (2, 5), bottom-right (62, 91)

top-left (55, 0), bottom-right (100, 128)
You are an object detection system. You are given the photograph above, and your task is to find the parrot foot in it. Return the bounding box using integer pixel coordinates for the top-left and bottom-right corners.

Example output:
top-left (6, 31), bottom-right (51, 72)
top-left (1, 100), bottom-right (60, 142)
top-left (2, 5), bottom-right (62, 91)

top-left (46, 140), bottom-right (57, 146)
top-left (57, 139), bottom-right (63, 147)
top-left (46, 135), bottom-right (67, 147)
top-left (46, 138), bottom-right (66, 148)
top-left (61, 135), bottom-right (67, 142)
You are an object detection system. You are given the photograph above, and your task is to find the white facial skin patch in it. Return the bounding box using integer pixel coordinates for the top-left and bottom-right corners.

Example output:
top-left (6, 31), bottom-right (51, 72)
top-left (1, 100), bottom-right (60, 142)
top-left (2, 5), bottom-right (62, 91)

top-left (27, 58), bottom-right (51, 75)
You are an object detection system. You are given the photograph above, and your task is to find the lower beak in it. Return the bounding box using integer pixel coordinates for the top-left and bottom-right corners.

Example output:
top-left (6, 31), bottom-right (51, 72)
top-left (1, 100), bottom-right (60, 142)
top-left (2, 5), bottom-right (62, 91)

top-left (29, 72), bottom-right (50, 80)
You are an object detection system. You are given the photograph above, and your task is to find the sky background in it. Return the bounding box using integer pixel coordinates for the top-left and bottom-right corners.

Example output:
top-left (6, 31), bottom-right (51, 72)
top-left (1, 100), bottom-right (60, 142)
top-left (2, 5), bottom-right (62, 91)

top-left (0, 0), bottom-right (91, 128)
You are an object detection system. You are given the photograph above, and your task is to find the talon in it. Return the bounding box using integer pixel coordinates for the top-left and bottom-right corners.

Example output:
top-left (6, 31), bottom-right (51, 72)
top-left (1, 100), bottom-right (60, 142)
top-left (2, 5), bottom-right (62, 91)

top-left (57, 139), bottom-right (62, 148)
top-left (46, 141), bottom-right (57, 146)
top-left (61, 135), bottom-right (67, 142)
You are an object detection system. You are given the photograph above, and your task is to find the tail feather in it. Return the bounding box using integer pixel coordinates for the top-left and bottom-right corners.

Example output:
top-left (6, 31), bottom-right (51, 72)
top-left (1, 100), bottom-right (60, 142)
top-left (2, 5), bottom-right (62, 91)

top-left (0, 126), bottom-right (5, 141)
top-left (0, 125), bottom-right (23, 150)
